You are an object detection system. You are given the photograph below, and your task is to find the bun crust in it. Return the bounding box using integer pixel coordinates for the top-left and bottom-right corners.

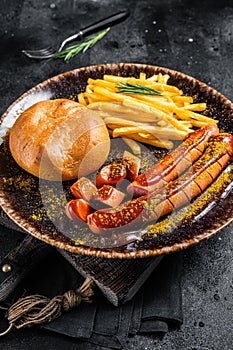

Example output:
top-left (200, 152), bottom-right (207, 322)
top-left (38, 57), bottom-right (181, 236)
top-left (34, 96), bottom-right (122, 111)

top-left (9, 99), bottom-right (110, 181)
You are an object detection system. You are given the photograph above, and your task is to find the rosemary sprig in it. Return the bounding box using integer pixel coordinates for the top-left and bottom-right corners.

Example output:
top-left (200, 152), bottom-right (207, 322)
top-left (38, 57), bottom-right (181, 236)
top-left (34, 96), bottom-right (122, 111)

top-left (116, 82), bottom-right (163, 96)
top-left (52, 28), bottom-right (110, 61)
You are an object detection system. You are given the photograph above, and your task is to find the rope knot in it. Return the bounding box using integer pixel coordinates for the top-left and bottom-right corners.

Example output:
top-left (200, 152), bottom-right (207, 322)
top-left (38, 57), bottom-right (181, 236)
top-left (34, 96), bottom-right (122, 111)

top-left (62, 290), bottom-right (81, 311)
top-left (3, 277), bottom-right (94, 332)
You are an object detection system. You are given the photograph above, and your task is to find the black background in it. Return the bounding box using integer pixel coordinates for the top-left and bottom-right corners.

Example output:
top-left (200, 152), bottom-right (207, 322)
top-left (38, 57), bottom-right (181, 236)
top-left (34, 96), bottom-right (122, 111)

top-left (0, 0), bottom-right (233, 349)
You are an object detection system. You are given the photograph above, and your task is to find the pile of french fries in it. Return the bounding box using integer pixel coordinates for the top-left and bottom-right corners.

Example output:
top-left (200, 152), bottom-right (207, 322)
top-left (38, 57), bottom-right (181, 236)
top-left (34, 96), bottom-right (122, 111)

top-left (78, 72), bottom-right (218, 154)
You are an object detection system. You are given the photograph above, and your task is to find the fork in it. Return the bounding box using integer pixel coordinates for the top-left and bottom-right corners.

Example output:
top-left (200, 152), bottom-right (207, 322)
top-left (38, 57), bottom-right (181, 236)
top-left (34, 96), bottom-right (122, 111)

top-left (22, 10), bottom-right (129, 59)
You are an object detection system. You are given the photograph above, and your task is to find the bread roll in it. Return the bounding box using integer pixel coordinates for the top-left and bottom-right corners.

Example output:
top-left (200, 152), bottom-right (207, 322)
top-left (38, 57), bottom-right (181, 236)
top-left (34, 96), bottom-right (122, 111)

top-left (9, 99), bottom-right (110, 181)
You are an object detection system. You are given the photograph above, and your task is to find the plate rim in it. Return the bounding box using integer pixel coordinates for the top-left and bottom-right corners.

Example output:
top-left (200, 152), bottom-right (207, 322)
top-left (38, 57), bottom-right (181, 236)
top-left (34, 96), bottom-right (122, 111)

top-left (0, 62), bottom-right (233, 259)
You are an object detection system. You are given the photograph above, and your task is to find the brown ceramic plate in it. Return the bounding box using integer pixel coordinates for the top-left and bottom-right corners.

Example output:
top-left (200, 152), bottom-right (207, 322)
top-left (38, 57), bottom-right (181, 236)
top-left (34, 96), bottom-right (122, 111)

top-left (0, 63), bottom-right (233, 258)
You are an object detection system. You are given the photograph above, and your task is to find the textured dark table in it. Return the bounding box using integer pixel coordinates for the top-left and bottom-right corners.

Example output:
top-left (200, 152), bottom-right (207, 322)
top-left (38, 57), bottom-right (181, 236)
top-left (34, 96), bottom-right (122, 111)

top-left (0, 0), bottom-right (233, 349)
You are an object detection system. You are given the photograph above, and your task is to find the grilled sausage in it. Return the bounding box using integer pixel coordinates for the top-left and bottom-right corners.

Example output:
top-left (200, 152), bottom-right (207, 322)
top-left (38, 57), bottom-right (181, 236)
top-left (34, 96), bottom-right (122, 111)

top-left (95, 162), bottom-right (127, 188)
top-left (122, 151), bottom-right (141, 182)
top-left (91, 185), bottom-right (125, 207)
top-left (70, 177), bottom-right (97, 201)
top-left (88, 133), bottom-right (233, 234)
top-left (66, 199), bottom-right (92, 223)
top-left (127, 124), bottom-right (219, 196)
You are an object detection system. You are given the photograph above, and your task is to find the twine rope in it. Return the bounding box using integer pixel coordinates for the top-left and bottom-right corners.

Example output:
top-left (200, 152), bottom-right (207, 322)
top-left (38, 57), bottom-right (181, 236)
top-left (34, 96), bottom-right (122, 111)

top-left (0, 277), bottom-right (94, 335)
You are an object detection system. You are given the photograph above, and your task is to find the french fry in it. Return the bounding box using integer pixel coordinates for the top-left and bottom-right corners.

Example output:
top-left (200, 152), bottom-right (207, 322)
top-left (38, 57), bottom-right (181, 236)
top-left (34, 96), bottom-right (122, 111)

top-left (84, 93), bottom-right (111, 103)
top-left (93, 86), bottom-right (126, 102)
top-left (129, 94), bottom-right (176, 113)
top-left (87, 102), bottom-right (134, 114)
top-left (161, 74), bottom-right (170, 84)
top-left (144, 82), bottom-right (181, 94)
top-left (86, 101), bottom-right (115, 110)
top-left (146, 74), bottom-right (158, 81)
top-left (153, 73), bottom-right (170, 84)
top-left (172, 95), bottom-right (193, 104)
top-left (78, 93), bottom-right (87, 106)
top-left (91, 111), bottom-right (114, 119)
top-left (121, 137), bottom-right (141, 154)
top-left (104, 116), bottom-right (146, 127)
top-left (122, 99), bottom-right (171, 121)
top-left (85, 85), bottom-right (94, 94)
top-left (111, 125), bottom-right (187, 140)
top-left (188, 120), bottom-right (211, 128)
top-left (139, 72), bottom-right (146, 80)
top-left (181, 103), bottom-right (207, 111)
top-left (88, 79), bottom-right (118, 91)
top-left (177, 120), bottom-right (193, 128)
top-left (86, 102), bottom-right (160, 122)
top-left (103, 110), bottom-right (160, 123)
top-left (124, 133), bottom-right (174, 149)
top-left (138, 132), bottom-right (155, 139)
top-left (103, 75), bottom-right (128, 82)
top-left (77, 72), bottom-right (217, 151)
top-left (174, 108), bottom-right (218, 124)
top-left (112, 126), bottom-right (152, 138)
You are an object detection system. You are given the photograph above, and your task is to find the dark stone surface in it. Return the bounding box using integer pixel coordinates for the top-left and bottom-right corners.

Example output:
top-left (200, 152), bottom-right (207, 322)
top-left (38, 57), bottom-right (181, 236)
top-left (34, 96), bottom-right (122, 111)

top-left (0, 0), bottom-right (233, 349)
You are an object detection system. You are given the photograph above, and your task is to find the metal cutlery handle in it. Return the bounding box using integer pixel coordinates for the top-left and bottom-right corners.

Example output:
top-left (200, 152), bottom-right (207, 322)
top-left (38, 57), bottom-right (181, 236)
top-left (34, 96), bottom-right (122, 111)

top-left (60, 10), bottom-right (129, 50)
top-left (81, 10), bottom-right (129, 36)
